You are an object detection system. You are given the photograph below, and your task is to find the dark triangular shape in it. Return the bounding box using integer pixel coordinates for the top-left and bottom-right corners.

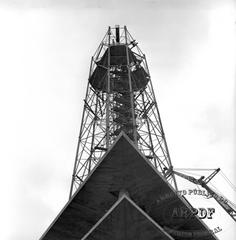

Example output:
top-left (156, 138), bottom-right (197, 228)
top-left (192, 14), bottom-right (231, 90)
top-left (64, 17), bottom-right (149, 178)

top-left (82, 194), bottom-right (174, 240)
top-left (40, 133), bottom-right (218, 240)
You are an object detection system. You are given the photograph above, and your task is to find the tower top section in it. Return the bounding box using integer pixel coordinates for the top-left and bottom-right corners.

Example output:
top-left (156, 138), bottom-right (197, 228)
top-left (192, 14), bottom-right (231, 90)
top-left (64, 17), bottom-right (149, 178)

top-left (89, 25), bottom-right (149, 92)
top-left (69, 26), bottom-right (177, 197)
top-left (105, 25), bottom-right (137, 45)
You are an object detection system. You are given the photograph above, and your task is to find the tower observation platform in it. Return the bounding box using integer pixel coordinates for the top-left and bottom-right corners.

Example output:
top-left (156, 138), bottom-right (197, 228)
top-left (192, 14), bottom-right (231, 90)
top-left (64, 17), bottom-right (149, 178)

top-left (39, 26), bottom-right (219, 240)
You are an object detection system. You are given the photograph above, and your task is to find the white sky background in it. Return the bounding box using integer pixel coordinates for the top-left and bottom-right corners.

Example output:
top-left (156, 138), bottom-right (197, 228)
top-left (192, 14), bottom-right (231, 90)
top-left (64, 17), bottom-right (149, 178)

top-left (0, 0), bottom-right (235, 239)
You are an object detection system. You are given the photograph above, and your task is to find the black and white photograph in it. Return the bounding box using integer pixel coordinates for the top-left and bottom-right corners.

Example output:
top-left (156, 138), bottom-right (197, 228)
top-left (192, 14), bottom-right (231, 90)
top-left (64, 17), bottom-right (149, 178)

top-left (0, 0), bottom-right (235, 239)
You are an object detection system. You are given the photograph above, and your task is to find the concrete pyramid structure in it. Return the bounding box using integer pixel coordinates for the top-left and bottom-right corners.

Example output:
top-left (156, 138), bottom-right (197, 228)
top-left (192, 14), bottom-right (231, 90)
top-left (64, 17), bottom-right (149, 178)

top-left (81, 194), bottom-right (174, 240)
top-left (40, 132), bottom-right (218, 240)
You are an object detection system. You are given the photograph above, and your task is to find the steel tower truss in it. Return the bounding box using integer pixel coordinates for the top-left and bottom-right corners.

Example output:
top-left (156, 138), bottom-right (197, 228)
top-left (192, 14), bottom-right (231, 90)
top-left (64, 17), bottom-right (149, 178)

top-left (69, 26), bottom-right (177, 198)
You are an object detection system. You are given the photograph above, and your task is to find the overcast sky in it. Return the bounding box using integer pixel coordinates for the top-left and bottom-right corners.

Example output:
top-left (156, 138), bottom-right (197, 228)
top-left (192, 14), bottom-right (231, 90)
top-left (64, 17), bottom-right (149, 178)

top-left (0, 0), bottom-right (235, 239)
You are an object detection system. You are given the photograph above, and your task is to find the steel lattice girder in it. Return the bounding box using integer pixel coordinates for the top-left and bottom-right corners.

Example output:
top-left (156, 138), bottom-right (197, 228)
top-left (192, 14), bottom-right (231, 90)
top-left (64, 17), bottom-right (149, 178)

top-left (69, 26), bottom-right (178, 197)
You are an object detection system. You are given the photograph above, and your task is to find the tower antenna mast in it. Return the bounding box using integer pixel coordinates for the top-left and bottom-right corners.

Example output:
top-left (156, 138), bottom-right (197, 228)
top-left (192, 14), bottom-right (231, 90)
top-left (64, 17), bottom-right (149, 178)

top-left (69, 25), bottom-right (177, 198)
